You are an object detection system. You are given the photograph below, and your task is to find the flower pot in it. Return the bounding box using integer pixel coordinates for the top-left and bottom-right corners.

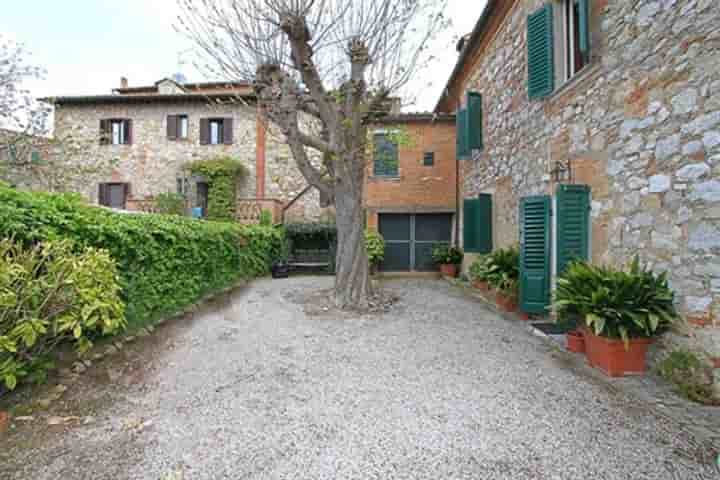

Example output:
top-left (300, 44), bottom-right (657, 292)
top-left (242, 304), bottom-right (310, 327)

top-left (473, 280), bottom-right (490, 292)
top-left (495, 291), bottom-right (518, 313)
top-left (518, 311), bottom-right (530, 321)
top-left (440, 263), bottom-right (458, 278)
top-left (584, 329), bottom-right (652, 377)
top-left (566, 330), bottom-right (585, 354)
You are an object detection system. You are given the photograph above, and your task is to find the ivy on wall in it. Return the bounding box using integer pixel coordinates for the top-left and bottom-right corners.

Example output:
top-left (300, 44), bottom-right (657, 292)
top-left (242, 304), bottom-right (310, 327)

top-left (187, 157), bottom-right (248, 222)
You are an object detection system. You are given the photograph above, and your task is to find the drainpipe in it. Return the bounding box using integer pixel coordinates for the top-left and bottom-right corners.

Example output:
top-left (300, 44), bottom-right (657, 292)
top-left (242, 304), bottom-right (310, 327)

top-left (255, 106), bottom-right (266, 198)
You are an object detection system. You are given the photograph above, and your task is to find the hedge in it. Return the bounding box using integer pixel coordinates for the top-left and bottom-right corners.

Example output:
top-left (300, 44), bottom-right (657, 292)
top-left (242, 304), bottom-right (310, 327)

top-left (0, 185), bottom-right (284, 329)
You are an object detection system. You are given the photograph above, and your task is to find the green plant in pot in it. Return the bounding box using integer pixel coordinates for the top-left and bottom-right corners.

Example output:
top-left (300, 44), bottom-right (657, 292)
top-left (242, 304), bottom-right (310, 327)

top-left (485, 246), bottom-right (520, 312)
top-left (365, 229), bottom-right (385, 275)
top-left (432, 244), bottom-right (463, 278)
top-left (468, 256), bottom-right (491, 291)
top-left (553, 257), bottom-right (677, 377)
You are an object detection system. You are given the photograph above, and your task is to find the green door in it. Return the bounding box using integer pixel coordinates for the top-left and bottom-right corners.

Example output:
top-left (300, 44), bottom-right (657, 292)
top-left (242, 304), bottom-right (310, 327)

top-left (556, 184), bottom-right (591, 276)
top-left (520, 195), bottom-right (551, 314)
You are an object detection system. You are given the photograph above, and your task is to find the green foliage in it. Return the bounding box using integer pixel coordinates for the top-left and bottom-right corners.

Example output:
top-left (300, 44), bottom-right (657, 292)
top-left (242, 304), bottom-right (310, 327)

top-left (553, 257), bottom-right (677, 346)
top-left (485, 246), bottom-right (520, 294)
top-left (657, 350), bottom-right (718, 405)
top-left (259, 209), bottom-right (273, 226)
top-left (284, 222), bottom-right (337, 241)
top-left (0, 185), bottom-right (284, 330)
top-left (187, 157), bottom-right (248, 222)
top-left (365, 230), bottom-right (385, 267)
top-left (431, 244), bottom-right (463, 265)
top-left (0, 239), bottom-right (126, 390)
top-left (155, 192), bottom-right (186, 216)
top-left (468, 255), bottom-right (491, 282)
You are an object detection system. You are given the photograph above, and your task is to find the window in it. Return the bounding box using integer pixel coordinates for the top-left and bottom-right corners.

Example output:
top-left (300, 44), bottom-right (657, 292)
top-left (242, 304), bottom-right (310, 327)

top-left (463, 194), bottom-right (493, 254)
top-left (456, 91), bottom-right (483, 159)
top-left (527, 1), bottom-right (589, 100)
top-left (200, 118), bottom-right (233, 145)
top-left (423, 152), bottom-right (435, 166)
top-left (98, 183), bottom-right (129, 209)
top-left (373, 133), bottom-right (399, 177)
top-left (562, 0), bottom-right (589, 81)
top-left (167, 115), bottom-right (189, 140)
top-left (100, 119), bottom-right (132, 145)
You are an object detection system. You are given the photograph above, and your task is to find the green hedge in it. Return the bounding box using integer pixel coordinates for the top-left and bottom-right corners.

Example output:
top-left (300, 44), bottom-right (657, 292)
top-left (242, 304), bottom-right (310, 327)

top-left (0, 185), bottom-right (284, 329)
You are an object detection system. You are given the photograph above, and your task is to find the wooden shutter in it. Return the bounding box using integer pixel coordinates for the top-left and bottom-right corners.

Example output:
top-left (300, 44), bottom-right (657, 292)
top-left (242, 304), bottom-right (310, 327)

top-left (124, 119), bottom-right (133, 145)
top-left (99, 119), bottom-right (108, 145)
top-left (98, 183), bottom-right (108, 206)
top-left (578, 0), bottom-right (590, 55)
top-left (167, 115), bottom-right (178, 140)
top-left (527, 4), bottom-right (555, 100)
top-left (466, 92), bottom-right (483, 151)
top-left (519, 195), bottom-right (551, 314)
top-left (199, 119), bottom-right (209, 145)
top-left (223, 117), bottom-right (234, 144)
top-left (463, 198), bottom-right (479, 253)
top-left (556, 184), bottom-right (590, 276)
top-left (456, 108), bottom-right (468, 160)
top-left (477, 193), bottom-right (493, 254)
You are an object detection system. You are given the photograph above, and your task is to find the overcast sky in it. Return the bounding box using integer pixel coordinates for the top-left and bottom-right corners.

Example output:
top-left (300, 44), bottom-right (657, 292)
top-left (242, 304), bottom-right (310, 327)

top-left (2, 0), bottom-right (486, 113)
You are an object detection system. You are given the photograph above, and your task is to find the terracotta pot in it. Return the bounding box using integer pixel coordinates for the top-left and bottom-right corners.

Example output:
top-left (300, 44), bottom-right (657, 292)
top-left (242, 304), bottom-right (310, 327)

top-left (584, 328), bottom-right (652, 377)
top-left (440, 263), bottom-right (458, 278)
top-left (518, 311), bottom-right (530, 321)
top-left (566, 330), bottom-right (585, 354)
top-left (495, 291), bottom-right (518, 313)
top-left (473, 280), bottom-right (490, 291)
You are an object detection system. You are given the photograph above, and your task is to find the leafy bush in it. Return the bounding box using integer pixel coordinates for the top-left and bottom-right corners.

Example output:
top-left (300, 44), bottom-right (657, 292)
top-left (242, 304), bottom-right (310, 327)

top-left (259, 209), bottom-right (273, 226)
top-left (0, 239), bottom-right (126, 390)
top-left (468, 255), bottom-right (491, 282)
top-left (485, 246), bottom-right (520, 295)
top-left (553, 257), bottom-right (677, 345)
top-left (431, 244), bottom-right (463, 265)
top-left (0, 185), bottom-right (284, 329)
top-left (657, 350), bottom-right (718, 405)
top-left (187, 157), bottom-right (248, 221)
top-left (155, 192), bottom-right (186, 216)
top-left (365, 230), bottom-right (385, 268)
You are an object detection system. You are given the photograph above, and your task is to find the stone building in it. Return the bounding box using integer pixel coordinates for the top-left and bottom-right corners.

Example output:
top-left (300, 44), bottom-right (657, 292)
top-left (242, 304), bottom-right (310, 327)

top-left (42, 77), bottom-right (326, 222)
top-left (436, 0), bottom-right (720, 387)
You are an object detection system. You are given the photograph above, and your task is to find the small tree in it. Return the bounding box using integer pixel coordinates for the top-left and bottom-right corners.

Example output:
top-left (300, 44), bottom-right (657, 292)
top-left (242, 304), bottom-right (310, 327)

top-left (178, 0), bottom-right (448, 308)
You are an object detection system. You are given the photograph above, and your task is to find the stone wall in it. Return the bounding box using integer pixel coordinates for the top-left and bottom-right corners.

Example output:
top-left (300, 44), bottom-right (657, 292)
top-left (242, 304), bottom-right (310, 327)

top-left (447, 0), bottom-right (720, 382)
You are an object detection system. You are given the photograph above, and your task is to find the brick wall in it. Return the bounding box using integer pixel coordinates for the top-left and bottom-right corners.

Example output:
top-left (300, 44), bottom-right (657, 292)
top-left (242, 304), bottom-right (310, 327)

top-left (365, 120), bottom-right (457, 229)
top-left (443, 0), bottom-right (720, 387)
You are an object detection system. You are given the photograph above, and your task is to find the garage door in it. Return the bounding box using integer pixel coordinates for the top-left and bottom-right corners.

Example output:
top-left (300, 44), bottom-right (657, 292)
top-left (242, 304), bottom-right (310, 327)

top-left (378, 213), bottom-right (453, 272)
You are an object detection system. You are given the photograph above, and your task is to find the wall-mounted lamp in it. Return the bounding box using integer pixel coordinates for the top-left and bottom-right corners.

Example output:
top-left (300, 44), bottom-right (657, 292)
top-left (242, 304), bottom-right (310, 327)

top-left (550, 159), bottom-right (572, 183)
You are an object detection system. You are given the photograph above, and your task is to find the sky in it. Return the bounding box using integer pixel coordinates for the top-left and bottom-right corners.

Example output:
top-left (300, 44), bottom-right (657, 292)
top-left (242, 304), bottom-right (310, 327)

top-left (1, 0), bottom-right (486, 113)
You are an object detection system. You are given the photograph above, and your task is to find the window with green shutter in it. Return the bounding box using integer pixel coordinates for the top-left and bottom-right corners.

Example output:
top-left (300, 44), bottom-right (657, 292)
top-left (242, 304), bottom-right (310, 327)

top-left (373, 133), bottom-right (399, 177)
top-left (578, 0), bottom-right (590, 55)
top-left (519, 195), bottom-right (551, 314)
top-left (556, 184), bottom-right (590, 276)
top-left (466, 92), bottom-right (483, 151)
top-left (527, 4), bottom-right (555, 100)
top-left (456, 109), bottom-right (469, 160)
top-left (463, 194), bottom-right (493, 254)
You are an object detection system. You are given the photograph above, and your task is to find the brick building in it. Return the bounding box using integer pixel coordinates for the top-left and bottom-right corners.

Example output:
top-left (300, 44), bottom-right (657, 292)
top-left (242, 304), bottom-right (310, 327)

top-left (436, 0), bottom-right (720, 388)
top-left (42, 77), bottom-right (326, 222)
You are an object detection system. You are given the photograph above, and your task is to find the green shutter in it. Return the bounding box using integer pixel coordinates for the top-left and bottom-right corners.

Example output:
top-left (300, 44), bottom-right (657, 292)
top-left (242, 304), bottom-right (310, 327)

top-left (520, 195), bottom-right (551, 314)
top-left (456, 108), bottom-right (469, 160)
top-left (556, 184), bottom-right (590, 275)
top-left (578, 0), bottom-right (590, 55)
top-left (466, 92), bottom-right (483, 151)
top-left (527, 4), bottom-right (555, 100)
top-left (477, 193), bottom-right (493, 254)
top-left (463, 198), bottom-right (479, 252)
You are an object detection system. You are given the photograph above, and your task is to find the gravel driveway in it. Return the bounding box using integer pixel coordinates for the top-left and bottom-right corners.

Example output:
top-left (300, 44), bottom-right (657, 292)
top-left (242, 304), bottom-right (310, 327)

top-left (1, 277), bottom-right (717, 479)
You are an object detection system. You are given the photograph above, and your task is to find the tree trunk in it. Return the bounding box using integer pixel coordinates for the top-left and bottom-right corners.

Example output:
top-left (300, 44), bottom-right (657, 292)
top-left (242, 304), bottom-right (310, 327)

top-left (333, 165), bottom-right (372, 309)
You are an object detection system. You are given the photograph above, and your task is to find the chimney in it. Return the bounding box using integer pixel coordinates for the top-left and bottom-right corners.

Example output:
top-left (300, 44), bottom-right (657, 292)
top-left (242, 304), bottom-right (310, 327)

top-left (120, 77), bottom-right (129, 89)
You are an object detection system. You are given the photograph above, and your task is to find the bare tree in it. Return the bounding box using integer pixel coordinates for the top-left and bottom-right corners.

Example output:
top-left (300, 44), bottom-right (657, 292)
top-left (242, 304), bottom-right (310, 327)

top-left (178, 0), bottom-right (448, 308)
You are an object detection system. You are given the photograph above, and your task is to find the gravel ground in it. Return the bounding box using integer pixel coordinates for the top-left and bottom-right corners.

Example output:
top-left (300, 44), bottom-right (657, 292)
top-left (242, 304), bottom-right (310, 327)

top-left (0, 277), bottom-right (718, 479)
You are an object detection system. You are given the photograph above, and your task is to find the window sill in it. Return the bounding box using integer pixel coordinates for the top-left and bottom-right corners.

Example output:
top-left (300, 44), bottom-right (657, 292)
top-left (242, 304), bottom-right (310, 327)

top-left (368, 175), bottom-right (401, 182)
top-left (546, 62), bottom-right (602, 104)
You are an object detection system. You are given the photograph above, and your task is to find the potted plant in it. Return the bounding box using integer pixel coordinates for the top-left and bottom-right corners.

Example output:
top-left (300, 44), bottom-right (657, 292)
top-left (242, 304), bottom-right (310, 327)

top-left (468, 256), bottom-right (491, 291)
top-left (432, 244), bottom-right (463, 278)
top-left (553, 258), bottom-right (677, 377)
top-left (485, 246), bottom-right (520, 312)
top-left (365, 229), bottom-right (385, 275)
